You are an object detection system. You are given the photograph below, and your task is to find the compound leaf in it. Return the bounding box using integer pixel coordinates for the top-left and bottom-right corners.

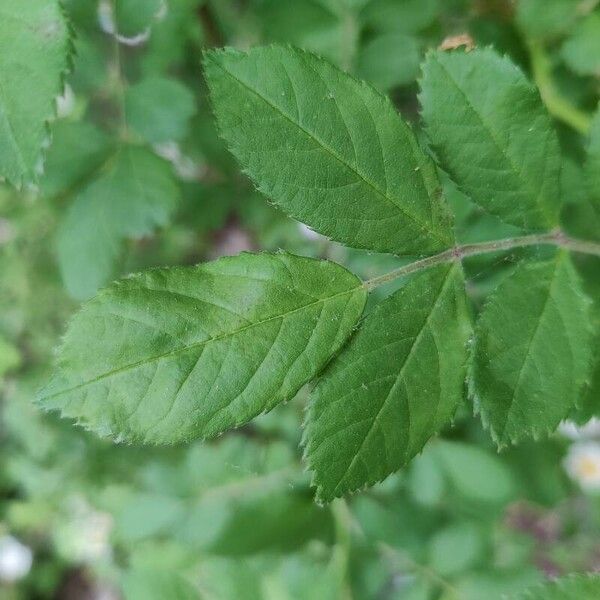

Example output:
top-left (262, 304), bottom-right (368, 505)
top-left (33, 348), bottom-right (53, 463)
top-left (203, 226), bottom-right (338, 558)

top-left (511, 574), bottom-right (600, 600)
top-left (420, 48), bottom-right (561, 230)
top-left (39, 253), bottom-right (366, 444)
top-left (0, 0), bottom-right (72, 185)
top-left (56, 145), bottom-right (179, 300)
top-left (305, 264), bottom-right (471, 501)
top-left (470, 253), bottom-right (592, 447)
top-left (204, 45), bottom-right (454, 256)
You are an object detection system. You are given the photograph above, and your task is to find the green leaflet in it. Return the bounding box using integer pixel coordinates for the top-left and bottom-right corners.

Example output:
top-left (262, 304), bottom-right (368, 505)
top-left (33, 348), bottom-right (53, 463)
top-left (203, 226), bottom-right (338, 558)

top-left (570, 257), bottom-right (600, 423)
top-left (174, 438), bottom-right (333, 555)
top-left (510, 574), bottom-right (600, 600)
top-left (586, 111), bottom-right (600, 230)
top-left (39, 253), bottom-right (366, 444)
top-left (470, 253), bottom-right (592, 447)
top-left (356, 33), bottom-right (421, 91)
top-left (125, 76), bottom-right (196, 143)
top-left (428, 521), bottom-right (483, 576)
top-left (562, 110), bottom-right (600, 242)
top-left (255, 0), bottom-right (351, 68)
top-left (113, 0), bottom-right (164, 38)
top-left (432, 440), bottom-right (515, 504)
top-left (0, 335), bottom-right (20, 379)
top-left (0, 0), bottom-right (71, 185)
top-left (39, 120), bottom-right (114, 198)
top-left (122, 569), bottom-right (200, 600)
top-left (204, 45), bottom-right (454, 257)
top-left (359, 0), bottom-right (439, 34)
top-left (420, 48), bottom-right (561, 230)
top-left (305, 264), bottom-right (471, 502)
top-left (56, 145), bottom-right (179, 300)
top-left (561, 13), bottom-right (600, 77)
top-left (516, 0), bottom-right (579, 40)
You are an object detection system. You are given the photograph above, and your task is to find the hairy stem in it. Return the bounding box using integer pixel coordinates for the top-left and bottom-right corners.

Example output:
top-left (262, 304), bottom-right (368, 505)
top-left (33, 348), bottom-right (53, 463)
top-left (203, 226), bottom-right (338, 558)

top-left (365, 230), bottom-right (600, 290)
top-left (527, 40), bottom-right (592, 135)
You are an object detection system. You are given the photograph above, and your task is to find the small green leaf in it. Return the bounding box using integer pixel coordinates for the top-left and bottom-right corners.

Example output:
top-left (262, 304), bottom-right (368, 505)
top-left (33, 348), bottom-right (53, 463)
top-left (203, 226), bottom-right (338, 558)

top-left (125, 76), bottom-right (196, 143)
top-left (305, 264), bottom-right (471, 501)
top-left (0, 0), bottom-right (72, 185)
top-left (116, 493), bottom-right (186, 543)
top-left (428, 521), bottom-right (483, 576)
top-left (39, 120), bottom-right (113, 198)
top-left (359, 0), bottom-right (439, 34)
top-left (0, 335), bottom-right (20, 379)
top-left (39, 253), bottom-right (366, 444)
top-left (356, 33), bottom-right (421, 91)
top-left (122, 569), bottom-right (200, 600)
top-left (570, 257), bottom-right (600, 423)
top-left (433, 440), bottom-right (516, 504)
top-left (516, 0), bottom-right (579, 40)
top-left (561, 13), bottom-right (600, 76)
top-left (562, 110), bottom-right (600, 242)
top-left (204, 45), bottom-right (454, 256)
top-left (56, 145), bottom-right (179, 300)
top-left (470, 253), bottom-right (592, 446)
top-left (586, 110), bottom-right (600, 219)
top-left (255, 0), bottom-right (349, 67)
top-left (511, 573), bottom-right (600, 600)
top-left (113, 0), bottom-right (164, 38)
top-left (420, 48), bottom-right (561, 230)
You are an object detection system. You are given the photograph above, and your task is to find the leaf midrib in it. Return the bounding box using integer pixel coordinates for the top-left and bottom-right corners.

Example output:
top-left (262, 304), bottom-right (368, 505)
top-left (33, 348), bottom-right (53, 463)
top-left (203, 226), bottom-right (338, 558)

top-left (430, 54), bottom-right (553, 226)
top-left (329, 265), bottom-right (457, 497)
top-left (208, 53), bottom-right (450, 247)
top-left (495, 256), bottom-right (562, 442)
top-left (43, 284), bottom-right (363, 400)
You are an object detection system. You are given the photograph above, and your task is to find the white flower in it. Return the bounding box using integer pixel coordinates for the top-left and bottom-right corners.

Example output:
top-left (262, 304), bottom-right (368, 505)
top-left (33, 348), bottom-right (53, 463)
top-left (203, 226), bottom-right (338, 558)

top-left (0, 535), bottom-right (33, 583)
top-left (559, 418), bottom-right (600, 440)
top-left (564, 441), bottom-right (600, 492)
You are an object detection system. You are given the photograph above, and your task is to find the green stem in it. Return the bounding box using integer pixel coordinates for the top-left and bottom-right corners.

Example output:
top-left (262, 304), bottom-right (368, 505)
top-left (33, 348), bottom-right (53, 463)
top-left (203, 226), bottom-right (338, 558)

top-left (365, 230), bottom-right (600, 290)
top-left (527, 40), bottom-right (593, 135)
top-left (330, 499), bottom-right (354, 600)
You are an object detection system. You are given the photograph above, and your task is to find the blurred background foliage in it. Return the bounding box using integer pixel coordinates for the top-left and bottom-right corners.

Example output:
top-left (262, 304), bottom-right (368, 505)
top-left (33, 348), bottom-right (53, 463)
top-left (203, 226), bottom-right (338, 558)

top-left (1, 0), bottom-right (600, 598)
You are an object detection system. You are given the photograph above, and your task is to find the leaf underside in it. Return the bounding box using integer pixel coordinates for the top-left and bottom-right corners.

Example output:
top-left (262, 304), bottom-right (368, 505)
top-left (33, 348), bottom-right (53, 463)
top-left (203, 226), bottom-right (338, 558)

top-left (39, 253), bottom-right (367, 444)
top-left (306, 264), bottom-right (472, 502)
top-left (204, 45), bottom-right (454, 256)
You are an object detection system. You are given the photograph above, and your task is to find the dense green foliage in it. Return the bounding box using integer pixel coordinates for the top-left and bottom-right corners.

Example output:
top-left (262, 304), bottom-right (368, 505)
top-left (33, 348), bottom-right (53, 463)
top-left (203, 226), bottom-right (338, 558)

top-left (2, 1), bottom-right (600, 598)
